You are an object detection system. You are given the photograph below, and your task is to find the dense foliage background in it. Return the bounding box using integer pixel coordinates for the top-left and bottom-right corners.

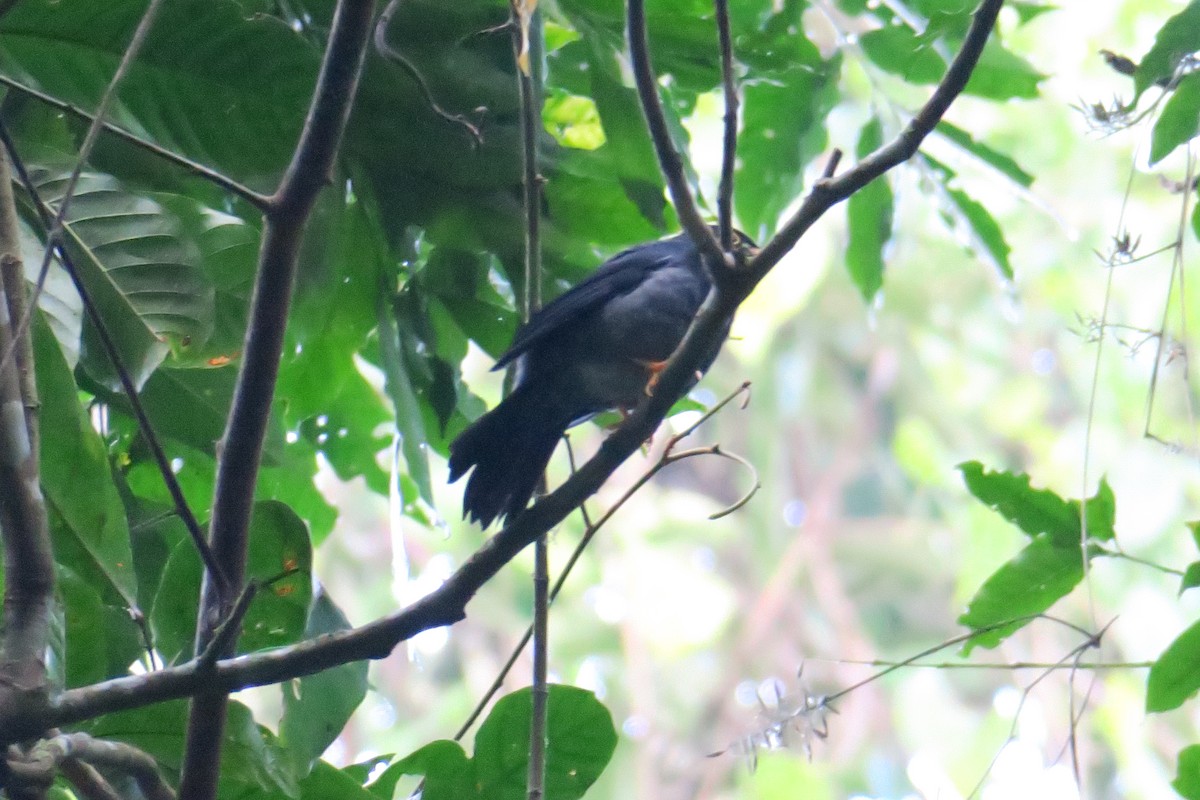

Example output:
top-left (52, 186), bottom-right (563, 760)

top-left (3, 0), bottom-right (1200, 798)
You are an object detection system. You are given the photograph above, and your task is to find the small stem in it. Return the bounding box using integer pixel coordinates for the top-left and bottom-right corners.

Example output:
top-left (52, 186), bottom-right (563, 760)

top-left (714, 0), bottom-right (738, 250)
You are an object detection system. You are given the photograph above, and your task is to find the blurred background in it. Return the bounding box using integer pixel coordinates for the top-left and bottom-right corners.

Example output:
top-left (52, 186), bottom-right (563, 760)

top-left (291, 1), bottom-right (1200, 797)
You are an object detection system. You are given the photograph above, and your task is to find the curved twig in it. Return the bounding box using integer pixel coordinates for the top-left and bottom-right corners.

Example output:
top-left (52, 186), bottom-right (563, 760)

top-left (705, 445), bottom-right (760, 519)
top-left (374, 0), bottom-right (484, 145)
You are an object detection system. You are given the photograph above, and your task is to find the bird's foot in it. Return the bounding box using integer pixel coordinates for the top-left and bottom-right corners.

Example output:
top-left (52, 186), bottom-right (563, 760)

top-left (637, 359), bottom-right (669, 396)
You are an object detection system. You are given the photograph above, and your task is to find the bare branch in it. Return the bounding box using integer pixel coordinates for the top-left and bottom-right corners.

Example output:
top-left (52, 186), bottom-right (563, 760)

top-left (626, 0), bottom-right (728, 270)
top-left (714, 0), bottom-right (738, 250)
top-left (0, 142), bottom-right (53, 724)
top-left (9, 733), bottom-right (175, 800)
top-left (508, 1), bottom-right (550, 795)
top-left (178, 0), bottom-right (377, 797)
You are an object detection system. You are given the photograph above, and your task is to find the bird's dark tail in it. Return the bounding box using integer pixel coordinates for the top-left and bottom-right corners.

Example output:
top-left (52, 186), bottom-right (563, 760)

top-left (448, 382), bottom-right (572, 529)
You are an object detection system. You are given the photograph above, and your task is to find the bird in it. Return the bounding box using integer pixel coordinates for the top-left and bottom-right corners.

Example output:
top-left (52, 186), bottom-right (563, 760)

top-left (447, 230), bottom-right (756, 529)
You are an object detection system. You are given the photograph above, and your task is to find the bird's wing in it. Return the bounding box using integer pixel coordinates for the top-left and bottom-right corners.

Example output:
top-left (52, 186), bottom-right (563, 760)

top-left (492, 241), bottom-right (677, 370)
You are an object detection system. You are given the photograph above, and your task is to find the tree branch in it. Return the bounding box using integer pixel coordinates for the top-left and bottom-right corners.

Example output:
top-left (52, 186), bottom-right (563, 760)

top-left (8, 732), bottom-right (175, 800)
top-left (178, 0), bottom-right (376, 797)
top-left (625, 0), bottom-right (728, 270)
top-left (0, 145), bottom-right (53, 730)
top-left (750, 0), bottom-right (1005, 277)
top-left (714, 0), bottom-right (738, 251)
top-left (374, 0), bottom-right (484, 145)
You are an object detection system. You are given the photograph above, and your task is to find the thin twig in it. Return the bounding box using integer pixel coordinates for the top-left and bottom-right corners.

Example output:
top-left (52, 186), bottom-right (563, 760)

top-left (510, 3), bottom-right (548, 792)
top-left (374, 0), bottom-right (484, 145)
top-left (714, 0), bottom-right (738, 251)
top-left (0, 75), bottom-right (270, 210)
top-left (0, 127), bottom-right (228, 594)
top-left (452, 382), bottom-right (752, 741)
top-left (0, 0), bottom-right (168, 378)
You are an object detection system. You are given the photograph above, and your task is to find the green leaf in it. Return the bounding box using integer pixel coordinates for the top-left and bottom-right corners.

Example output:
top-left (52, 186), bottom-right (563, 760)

top-left (291, 760), bottom-right (380, 800)
top-left (858, 26), bottom-right (945, 84)
top-left (280, 591), bottom-right (369, 774)
top-left (964, 41), bottom-right (1044, 100)
top-left (55, 568), bottom-right (107, 688)
top-left (1190, 521), bottom-right (1200, 551)
top-left (935, 122), bottom-right (1035, 187)
top-left (958, 535), bottom-right (1084, 652)
top-left (384, 740), bottom-right (477, 800)
top-left (845, 118), bottom-right (893, 301)
top-left (382, 686), bottom-right (617, 800)
top-left (581, 39), bottom-right (672, 229)
top-left (1148, 618), bottom-right (1200, 713)
top-left (150, 500), bottom-right (313, 663)
top-left (543, 90), bottom-right (607, 150)
top-left (377, 288), bottom-right (434, 506)
top-left (17, 217), bottom-right (82, 366)
top-left (736, 34), bottom-right (839, 238)
top-left (1174, 745), bottom-right (1200, 800)
top-left (1010, 2), bottom-right (1057, 25)
top-left (1150, 72), bottom-right (1200, 165)
top-left (0, 0), bottom-right (319, 187)
top-left (958, 462), bottom-right (1116, 546)
top-left (1135, 0), bottom-right (1200, 100)
top-left (1181, 563), bottom-right (1200, 595)
top-left (941, 188), bottom-right (1014, 281)
top-left (473, 685), bottom-right (618, 800)
top-left (35, 314), bottom-right (138, 608)
top-left (85, 699), bottom-right (300, 797)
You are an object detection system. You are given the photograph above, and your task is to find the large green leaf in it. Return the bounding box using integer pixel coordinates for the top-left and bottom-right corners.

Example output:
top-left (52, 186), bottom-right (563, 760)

top-left (1150, 71), bottom-right (1200, 165)
top-left (1174, 745), bottom-right (1200, 800)
top-left (735, 1), bottom-right (839, 239)
top-left (1135, 0), bottom-right (1200, 100)
top-left (935, 121), bottom-right (1035, 188)
top-left (150, 500), bottom-right (313, 663)
top-left (922, 155), bottom-right (1014, 280)
top-left (34, 314), bottom-right (138, 608)
top-left (958, 535), bottom-right (1084, 653)
top-left (958, 461), bottom-right (1116, 546)
top-left (379, 685), bottom-right (618, 800)
top-left (845, 118), bottom-right (893, 301)
top-left (0, 0), bottom-right (319, 188)
top-left (279, 591), bottom-right (369, 775)
top-left (1148, 618), bottom-right (1200, 713)
top-left (24, 157), bottom-right (219, 388)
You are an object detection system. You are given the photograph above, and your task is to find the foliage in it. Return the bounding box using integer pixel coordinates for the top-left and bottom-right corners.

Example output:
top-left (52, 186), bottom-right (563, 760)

top-left (2, 0), bottom-right (1200, 798)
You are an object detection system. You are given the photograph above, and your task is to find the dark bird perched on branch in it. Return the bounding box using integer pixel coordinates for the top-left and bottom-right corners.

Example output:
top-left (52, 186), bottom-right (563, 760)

top-left (448, 230), bottom-right (756, 529)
